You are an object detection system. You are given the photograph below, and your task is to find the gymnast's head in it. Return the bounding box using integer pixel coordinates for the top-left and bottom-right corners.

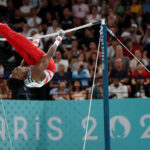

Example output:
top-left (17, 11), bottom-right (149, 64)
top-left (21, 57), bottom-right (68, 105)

top-left (7, 67), bottom-right (26, 91)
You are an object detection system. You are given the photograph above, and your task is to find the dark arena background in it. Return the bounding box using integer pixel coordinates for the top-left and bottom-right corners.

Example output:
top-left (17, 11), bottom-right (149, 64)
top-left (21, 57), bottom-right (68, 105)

top-left (0, 0), bottom-right (150, 150)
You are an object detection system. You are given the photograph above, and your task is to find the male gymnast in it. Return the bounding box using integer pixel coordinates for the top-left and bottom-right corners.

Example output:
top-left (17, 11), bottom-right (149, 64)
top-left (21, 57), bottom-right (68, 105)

top-left (0, 23), bottom-right (64, 90)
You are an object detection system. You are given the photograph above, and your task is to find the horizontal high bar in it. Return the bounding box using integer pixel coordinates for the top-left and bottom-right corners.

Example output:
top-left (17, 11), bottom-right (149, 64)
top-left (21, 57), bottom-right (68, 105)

top-left (0, 20), bottom-right (101, 41)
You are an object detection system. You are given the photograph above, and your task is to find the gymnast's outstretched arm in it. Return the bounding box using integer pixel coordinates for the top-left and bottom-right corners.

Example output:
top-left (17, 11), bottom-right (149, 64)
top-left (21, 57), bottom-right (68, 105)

top-left (31, 35), bottom-right (62, 81)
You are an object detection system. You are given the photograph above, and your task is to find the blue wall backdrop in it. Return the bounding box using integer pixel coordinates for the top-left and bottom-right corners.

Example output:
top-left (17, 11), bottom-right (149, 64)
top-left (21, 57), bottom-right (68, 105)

top-left (0, 99), bottom-right (150, 150)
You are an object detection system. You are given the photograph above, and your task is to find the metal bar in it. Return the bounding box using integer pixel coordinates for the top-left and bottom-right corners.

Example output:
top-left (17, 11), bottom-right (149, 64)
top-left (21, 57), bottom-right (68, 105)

top-left (0, 21), bottom-right (101, 41)
top-left (101, 19), bottom-right (111, 150)
top-left (107, 27), bottom-right (150, 73)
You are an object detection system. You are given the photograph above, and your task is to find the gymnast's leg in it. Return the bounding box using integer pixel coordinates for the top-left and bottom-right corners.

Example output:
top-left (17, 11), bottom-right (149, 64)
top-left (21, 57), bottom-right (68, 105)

top-left (0, 23), bottom-right (45, 65)
top-left (0, 23), bottom-right (55, 73)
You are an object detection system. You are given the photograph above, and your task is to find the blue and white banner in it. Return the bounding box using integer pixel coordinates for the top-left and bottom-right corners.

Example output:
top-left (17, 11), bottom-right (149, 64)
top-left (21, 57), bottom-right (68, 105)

top-left (0, 99), bottom-right (150, 150)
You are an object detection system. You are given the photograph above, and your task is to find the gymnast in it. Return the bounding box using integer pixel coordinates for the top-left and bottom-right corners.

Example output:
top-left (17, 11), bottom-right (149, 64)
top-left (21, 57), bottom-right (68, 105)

top-left (0, 23), bottom-right (64, 90)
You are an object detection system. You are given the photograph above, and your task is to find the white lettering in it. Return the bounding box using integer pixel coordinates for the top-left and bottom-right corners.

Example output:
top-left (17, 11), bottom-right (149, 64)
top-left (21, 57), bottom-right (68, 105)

top-left (82, 116), bottom-right (98, 140)
top-left (14, 117), bottom-right (28, 140)
top-left (140, 114), bottom-right (150, 138)
top-left (36, 117), bottom-right (40, 140)
top-left (48, 117), bottom-right (62, 141)
top-left (0, 117), bottom-right (5, 140)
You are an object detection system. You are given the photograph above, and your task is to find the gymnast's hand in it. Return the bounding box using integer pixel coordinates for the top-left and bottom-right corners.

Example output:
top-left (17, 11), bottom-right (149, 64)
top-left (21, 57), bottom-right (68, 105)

top-left (58, 29), bottom-right (65, 38)
top-left (32, 34), bottom-right (40, 47)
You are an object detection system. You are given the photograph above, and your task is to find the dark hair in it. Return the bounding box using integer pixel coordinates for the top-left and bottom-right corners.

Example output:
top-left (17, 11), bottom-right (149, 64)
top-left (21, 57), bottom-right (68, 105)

top-left (90, 5), bottom-right (97, 13)
top-left (7, 78), bottom-right (24, 91)
top-left (78, 52), bottom-right (86, 61)
top-left (88, 52), bottom-right (99, 65)
top-left (73, 80), bottom-right (82, 91)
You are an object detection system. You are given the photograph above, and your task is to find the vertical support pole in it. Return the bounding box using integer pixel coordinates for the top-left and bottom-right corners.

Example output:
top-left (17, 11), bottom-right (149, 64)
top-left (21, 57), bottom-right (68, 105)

top-left (101, 19), bottom-right (111, 150)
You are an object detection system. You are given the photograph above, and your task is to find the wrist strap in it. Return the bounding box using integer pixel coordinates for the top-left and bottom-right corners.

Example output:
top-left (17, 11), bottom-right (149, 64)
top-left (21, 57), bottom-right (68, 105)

top-left (55, 36), bottom-right (62, 46)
